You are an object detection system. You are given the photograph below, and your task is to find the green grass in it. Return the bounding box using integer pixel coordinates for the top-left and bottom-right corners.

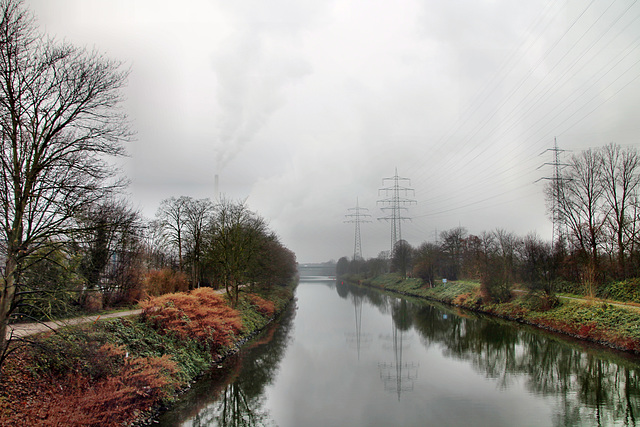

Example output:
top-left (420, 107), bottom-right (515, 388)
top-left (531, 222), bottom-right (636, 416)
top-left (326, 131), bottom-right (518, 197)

top-left (351, 274), bottom-right (640, 353)
top-left (361, 273), bottom-right (480, 303)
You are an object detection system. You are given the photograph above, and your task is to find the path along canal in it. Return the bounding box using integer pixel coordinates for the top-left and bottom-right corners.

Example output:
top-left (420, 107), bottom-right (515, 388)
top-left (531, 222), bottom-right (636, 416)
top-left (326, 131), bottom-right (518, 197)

top-left (157, 278), bottom-right (640, 426)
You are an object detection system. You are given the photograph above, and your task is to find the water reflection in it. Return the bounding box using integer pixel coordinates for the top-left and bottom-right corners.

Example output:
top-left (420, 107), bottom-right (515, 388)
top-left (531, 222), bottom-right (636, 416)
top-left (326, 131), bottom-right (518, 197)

top-left (159, 281), bottom-right (640, 426)
top-left (344, 290), bottom-right (372, 359)
top-left (338, 282), bottom-right (640, 426)
top-left (378, 299), bottom-right (419, 401)
top-left (157, 300), bottom-right (296, 427)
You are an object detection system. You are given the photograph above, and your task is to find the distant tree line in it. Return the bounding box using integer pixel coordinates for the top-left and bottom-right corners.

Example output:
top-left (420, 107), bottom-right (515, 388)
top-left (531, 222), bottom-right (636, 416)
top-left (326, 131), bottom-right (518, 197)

top-left (339, 143), bottom-right (640, 303)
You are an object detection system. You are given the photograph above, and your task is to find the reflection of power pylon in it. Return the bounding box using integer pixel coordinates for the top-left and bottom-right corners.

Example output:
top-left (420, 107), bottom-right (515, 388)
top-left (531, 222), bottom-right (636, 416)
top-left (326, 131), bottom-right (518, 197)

top-left (344, 294), bottom-right (371, 359)
top-left (378, 321), bottom-right (418, 401)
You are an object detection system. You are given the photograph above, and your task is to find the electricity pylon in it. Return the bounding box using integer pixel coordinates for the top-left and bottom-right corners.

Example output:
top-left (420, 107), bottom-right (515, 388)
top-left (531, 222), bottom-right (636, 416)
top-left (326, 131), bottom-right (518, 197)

top-left (344, 198), bottom-right (371, 261)
top-left (536, 138), bottom-right (569, 249)
top-left (377, 168), bottom-right (416, 255)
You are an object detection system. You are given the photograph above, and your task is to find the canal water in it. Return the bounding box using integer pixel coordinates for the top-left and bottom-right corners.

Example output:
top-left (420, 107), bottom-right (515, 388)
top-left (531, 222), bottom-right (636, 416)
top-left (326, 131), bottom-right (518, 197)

top-left (157, 278), bottom-right (640, 426)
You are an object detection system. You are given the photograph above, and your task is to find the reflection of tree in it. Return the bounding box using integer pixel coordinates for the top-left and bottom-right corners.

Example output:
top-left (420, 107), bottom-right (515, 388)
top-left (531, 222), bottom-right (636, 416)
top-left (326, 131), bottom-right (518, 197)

top-left (336, 280), bottom-right (392, 313)
top-left (336, 280), bottom-right (349, 299)
top-left (215, 382), bottom-right (274, 426)
top-left (379, 298), bottom-right (418, 401)
top-left (409, 300), bottom-right (640, 426)
top-left (157, 302), bottom-right (296, 426)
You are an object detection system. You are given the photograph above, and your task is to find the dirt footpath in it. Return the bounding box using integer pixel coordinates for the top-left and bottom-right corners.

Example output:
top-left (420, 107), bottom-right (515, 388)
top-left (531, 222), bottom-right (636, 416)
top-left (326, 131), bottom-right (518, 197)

top-left (5, 287), bottom-right (236, 339)
top-left (6, 309), bottom-right (142, 339)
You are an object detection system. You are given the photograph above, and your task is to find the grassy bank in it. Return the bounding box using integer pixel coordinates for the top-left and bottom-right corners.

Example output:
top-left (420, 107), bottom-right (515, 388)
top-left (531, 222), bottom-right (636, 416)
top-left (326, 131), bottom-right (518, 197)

top-left (0, 283), bottom-right (296, 426)
top-left (352, 273), bottom-right (640, 354)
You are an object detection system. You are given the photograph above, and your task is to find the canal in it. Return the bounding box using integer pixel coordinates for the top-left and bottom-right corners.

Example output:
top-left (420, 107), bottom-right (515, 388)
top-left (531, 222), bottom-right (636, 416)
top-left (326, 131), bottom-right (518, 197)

top-left (157, 278), bottom-right (640, 426)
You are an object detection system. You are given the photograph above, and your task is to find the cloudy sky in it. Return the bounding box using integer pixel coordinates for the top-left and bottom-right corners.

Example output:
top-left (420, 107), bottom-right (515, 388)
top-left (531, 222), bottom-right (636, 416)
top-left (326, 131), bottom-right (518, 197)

top-left (29, 0), bottom-right (640, 262)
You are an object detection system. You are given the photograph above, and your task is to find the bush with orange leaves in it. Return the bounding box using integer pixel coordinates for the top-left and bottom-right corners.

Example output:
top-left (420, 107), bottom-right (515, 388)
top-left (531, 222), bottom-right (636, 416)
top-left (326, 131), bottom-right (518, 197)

top-left (140, 287), bottom-right (243, 353)
top-left (248, 293), bottom-right (276, 317)
top-left (0, 343), bottom-right (180, 427)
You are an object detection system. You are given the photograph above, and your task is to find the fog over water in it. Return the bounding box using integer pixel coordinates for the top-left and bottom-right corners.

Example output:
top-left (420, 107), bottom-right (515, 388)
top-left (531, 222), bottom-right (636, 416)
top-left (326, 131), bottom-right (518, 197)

top-left (30, 0), bottom-right (640, 262)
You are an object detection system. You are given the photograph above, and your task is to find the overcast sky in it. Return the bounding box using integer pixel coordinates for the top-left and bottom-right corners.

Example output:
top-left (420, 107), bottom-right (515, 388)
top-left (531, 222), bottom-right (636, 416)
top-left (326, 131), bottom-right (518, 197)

top-left (29, 0), bottom-right (640, 263)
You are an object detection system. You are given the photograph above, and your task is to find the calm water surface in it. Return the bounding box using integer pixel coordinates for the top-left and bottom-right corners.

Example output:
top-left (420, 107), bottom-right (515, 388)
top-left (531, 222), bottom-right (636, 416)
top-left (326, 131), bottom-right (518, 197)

top-left (157, 279), bottom-right (640, 426)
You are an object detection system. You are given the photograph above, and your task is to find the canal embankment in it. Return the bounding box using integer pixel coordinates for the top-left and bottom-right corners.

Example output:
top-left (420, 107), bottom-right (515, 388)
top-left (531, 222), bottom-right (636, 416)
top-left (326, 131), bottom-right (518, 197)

top-left (349, 273), bottom-right (640, 354)
top-left (0, 283), bottom-right (296, 427)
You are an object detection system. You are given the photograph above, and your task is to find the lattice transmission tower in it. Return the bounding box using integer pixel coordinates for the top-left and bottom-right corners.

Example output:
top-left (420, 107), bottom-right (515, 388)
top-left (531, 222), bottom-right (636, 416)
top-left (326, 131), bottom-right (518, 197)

top-left (536, 138), bottom-right (569, 249)
top-left (344, 198), bottom-right (371, 261)
top-left (377, 168), bottom-right (416, 255)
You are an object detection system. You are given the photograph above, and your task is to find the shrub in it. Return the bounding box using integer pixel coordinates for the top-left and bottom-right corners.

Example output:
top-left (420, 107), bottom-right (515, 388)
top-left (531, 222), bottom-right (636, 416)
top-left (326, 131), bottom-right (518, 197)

top-left (247, 294), bottom-right (276, 317)
top-left (140, 287), bottom-right (243, 353)
top-left (599, 279), bottom-right (640, 303)
top-left (144, 269), bottom-right (189, 296)
top-left (480, 273), bottom-right (512, 303)
top-left (520, 291), bottom-right (559, 312)
top-left (4, 346), bottom-right (179, 426)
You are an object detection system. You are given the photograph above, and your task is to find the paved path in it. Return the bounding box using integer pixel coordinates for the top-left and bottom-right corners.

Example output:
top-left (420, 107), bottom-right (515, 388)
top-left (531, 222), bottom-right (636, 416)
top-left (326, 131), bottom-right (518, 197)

top-left (6, 309), bottom-right (142, 339)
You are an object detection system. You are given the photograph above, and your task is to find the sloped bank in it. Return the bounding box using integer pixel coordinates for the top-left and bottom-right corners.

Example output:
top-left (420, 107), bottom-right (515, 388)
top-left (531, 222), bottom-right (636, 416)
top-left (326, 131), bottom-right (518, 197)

top-left (349, 274), bottom-right (640, 355)
top-left (0, 283), bottom-right (296, 427)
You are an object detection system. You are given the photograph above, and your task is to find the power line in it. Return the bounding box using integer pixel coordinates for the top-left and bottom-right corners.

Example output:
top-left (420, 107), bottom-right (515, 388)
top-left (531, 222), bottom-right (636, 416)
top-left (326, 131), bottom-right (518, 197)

top-left (410, 10), bottom-right (640, 221)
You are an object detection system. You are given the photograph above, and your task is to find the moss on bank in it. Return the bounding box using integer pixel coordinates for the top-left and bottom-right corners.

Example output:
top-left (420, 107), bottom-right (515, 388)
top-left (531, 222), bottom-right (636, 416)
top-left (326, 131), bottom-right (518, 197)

top-left (0, 283), bottom-right (296, 426)
top-left (351, 273), bottom-right (640, 354)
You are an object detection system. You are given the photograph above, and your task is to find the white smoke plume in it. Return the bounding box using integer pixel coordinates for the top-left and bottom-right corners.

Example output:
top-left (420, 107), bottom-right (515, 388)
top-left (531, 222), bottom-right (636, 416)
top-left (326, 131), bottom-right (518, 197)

top-left (213, 29), bottom-right (311, 170)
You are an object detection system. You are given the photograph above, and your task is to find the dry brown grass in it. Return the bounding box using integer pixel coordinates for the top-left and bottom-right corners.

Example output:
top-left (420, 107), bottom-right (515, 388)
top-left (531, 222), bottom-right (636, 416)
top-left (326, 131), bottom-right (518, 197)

top-left (140, 287), bottom-right (243, 352)
top-left (0, 344), bottom-right (180, 426)
top-left (144, 268), bottom-right (189, 296)
top-left (247, 293), bottom-right (276, 317)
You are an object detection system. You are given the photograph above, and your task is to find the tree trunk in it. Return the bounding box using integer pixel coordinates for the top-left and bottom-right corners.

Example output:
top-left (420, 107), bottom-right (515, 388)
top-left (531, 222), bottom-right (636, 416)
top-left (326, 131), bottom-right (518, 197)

top-left (0, 254), bottom-right (18, 368)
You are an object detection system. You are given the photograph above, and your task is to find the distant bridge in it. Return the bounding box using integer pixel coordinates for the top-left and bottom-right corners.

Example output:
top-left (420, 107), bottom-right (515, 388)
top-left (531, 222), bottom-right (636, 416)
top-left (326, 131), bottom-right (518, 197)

top-left (298, 263), bottom-right (336, 279)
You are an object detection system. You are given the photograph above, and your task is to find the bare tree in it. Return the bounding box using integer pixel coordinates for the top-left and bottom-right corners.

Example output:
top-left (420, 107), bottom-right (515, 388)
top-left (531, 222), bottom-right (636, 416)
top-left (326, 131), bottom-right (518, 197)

top-left (494, 228), bottom-right (520, 284)
top-left (600, 143), bottom-right (640, 278)
top-left (553, 148), bottom-right (605, 295)
top-left (412, 242), bottom-right (441, 286)
top-left (184, 197), bottom-right (213, 288)
top-left (556, 149), bottom-right (605, 263)
top-left (440, 227), bottom-right (467, 280)
top-left (155, 196), bottom-right (190, 272)
top-left (0, 0), bottom-right (129, 367)
top-left (206, 199), bottom-right (267, 306)
top-left (391, 239), bottom-right (413, 279)
top-left (520, 232), bottom-right (554, 295)
top-left (73, 198), bottom-right (142, 306)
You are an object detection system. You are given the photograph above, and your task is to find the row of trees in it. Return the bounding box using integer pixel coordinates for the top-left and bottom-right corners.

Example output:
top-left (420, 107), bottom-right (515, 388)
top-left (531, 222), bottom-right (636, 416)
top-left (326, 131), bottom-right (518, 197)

top-left (152, 196), bottom-right (297, 305)
top-left (549, 143), bottom-right (640, 283)
top-left (338, 228), bottom-right (559, 302)
top-left (339, 143), bottom-right (640, 302)
top-left (0, 0), bottom-right (296, 370)
top-left (8, 194), bottom-right (295, 327)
